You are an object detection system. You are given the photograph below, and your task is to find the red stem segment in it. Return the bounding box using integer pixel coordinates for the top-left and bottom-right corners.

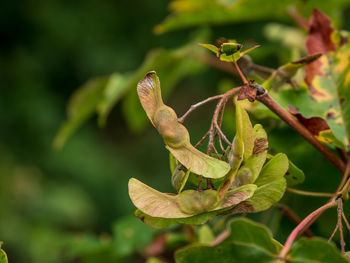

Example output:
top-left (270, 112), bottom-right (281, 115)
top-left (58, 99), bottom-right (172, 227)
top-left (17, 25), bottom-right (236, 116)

top-left (279, 201), bottom-right (337, 259)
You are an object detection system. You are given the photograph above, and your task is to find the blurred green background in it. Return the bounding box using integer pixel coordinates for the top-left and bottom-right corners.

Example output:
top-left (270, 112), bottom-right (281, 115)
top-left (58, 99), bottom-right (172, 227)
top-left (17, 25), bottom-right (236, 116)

top-left (1, 0), bottom-right (350, 262)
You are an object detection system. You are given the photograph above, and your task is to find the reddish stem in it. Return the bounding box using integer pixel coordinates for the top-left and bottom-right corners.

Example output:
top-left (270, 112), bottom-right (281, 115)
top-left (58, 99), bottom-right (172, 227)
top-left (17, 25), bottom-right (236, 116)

top-left (279, 201), bottom-right (337, 259)
top-left (257, 92), bottom-right (346, 174)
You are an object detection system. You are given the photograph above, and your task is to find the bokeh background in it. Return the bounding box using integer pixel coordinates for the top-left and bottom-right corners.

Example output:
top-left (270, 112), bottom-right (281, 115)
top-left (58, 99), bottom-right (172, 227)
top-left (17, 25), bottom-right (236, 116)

top-left (1, 0), bottom-right (350, 262)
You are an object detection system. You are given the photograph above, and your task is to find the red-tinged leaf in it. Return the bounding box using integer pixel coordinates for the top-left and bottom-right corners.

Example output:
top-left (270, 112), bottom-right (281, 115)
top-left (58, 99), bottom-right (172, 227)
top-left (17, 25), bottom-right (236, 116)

top-left (288, 105), bottom-right (329, 136)
top-left (305, 9), bottom-right (336, 97)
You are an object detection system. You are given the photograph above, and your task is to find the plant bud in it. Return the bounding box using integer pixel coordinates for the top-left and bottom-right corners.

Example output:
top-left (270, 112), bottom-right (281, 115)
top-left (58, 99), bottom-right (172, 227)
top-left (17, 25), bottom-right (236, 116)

top-left (218, 42), bottom-right (242, 57)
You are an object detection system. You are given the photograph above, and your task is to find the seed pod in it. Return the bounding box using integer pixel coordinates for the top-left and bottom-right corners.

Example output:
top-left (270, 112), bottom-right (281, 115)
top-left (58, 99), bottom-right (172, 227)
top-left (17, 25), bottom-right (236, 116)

top-left (218, 42), bottom-right (242, 57)
top-left (177, 190), bottom-right (218, 215)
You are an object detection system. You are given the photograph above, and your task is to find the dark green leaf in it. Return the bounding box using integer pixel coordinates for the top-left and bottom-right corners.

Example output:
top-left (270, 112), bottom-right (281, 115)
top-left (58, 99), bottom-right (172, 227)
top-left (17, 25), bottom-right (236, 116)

top-left (175, 218), bottom-right (280, 263)
top-left (285, 159), bottom-right (305, 187)
top-left (288, 238), bottom-right (349, 263)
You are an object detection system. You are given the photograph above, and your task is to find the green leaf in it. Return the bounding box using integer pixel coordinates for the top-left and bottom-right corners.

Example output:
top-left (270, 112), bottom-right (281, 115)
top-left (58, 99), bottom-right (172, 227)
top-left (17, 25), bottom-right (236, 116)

top-left (53, 77), bottom-right (108, 149)
top-left (288, 238), bottom-right (349, 263)
top-left (200, 42), bottom-right (259, 63)
top-left (285, 159), bottom-right (305, 187)
top-left (198, 225), bottom-right (215, 244)
top-left (334, 41), bottom-right (350, 150)
top-left (232, 178), bottom-right (286, 213)
top-left (199, 43), bottom-right (218, 54)
top-left (236, 101), bottom-right (255, 161)
top-left (172, 166), bottom-right (191, 193)
top-left (254, 153), bottom-right (289, 187)
top-left (233, 124), bottom-right (268, 187)
top-left (175, 218), bottom-right (280, 263)
top-left (263, 54), bottom-right (322, 91)
top-left (0, 243), bottom-right (8, 263)
top-left (155, 0), bottom-right (290, 34)
top-left (317, 129), bottom-right (347, 150)
top-left (137, 71), bottom-right (230, 179)
top-left (135, 209), bottom-right (216, 229)
top-left (166, 146), bottom-right (231, 179)
top-left (112, 216), bottom-right (155, 258)
top-left (96, 73), bottom-right (130, 126)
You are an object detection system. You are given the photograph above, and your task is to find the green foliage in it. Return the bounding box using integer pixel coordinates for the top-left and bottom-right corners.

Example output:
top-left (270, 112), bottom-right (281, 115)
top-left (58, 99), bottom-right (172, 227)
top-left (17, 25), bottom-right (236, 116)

top-left (0, 243), bottom-right (8, 263)
top-left (5, 0), bottom-right (350, 262)
top-left (175, 218), bottom-right (348, 263)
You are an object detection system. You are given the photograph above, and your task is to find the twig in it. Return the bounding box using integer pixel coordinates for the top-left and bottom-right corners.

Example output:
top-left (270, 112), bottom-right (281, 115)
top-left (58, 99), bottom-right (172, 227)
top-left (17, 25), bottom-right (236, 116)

top-left (334, 160), bottom-right (350, 200)
top-left (342, 212), bottom-right (350, 232)
top-left (287, 6), bottom-right (309, 31)
top-left (194, 132), bottom-right (209, 148)
top-left (257, 92), bottom-right (346, 174)
top-left (329, 224), bottom-right (339, 242)
top-left (287, 188), bottom-right (333, 198)
top-left (275, 203), bottom-right (313, 237)
top-left (233, 60), bottom-right (248, 85)
top-left (206, 88), bottom-right (241, 155)
top-left (337, 198), bottom-right (345, 253)
top-left (178, 94), bottom-right (224, 123)
top-left (250, 63), bottom-right (274, 74)
top-left (278, 200), bottom-right (337, 259)
top-left (210, 229), bottom-right (230, 246)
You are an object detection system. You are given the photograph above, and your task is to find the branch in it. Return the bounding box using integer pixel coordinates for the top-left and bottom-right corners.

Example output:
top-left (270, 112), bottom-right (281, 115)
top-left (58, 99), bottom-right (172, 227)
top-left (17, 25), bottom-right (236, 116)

top-left (287, 188), bottom-right (333, 198)
top-left (278, 200), bottom-right (337, 259)
top-left (178, 94), bottom-right (224, 123)
top-left (256, 92), bottom-right (346, 174)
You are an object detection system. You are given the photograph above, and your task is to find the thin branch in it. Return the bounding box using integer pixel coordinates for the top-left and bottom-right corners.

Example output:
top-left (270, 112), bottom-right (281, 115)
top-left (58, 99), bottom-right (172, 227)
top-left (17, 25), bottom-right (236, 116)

top-left (278, 200), bottom-right (337, 259)
top-left (329, 224), bottom-right (339, 242)
top-left (257, 92), bottom-right (346, 174)
top-left (334, 160), bottom-right (350, 200)
top-left (337, 198), bottom-right (345, 253)
top-left (194, 131), bottom-right (209, 148)
top-left (233, 60), bottom-right (248, 85)
top-left (342, 212), bottom-right (350, 232)
top-left (249, 63), bottom-right (275, 74)
top-left (211, 229), bottom-right (230, 246)
top-left (178, 94), bottom-right (224, 123)
top-left (287, 188), bottom-right (333, 198)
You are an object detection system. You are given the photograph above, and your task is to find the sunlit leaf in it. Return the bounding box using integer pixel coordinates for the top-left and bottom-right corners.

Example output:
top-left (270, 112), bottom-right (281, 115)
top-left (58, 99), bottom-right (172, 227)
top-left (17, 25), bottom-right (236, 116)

top-left (199, 43), bottom-right (218, 54)
top-left (263, 54), bottom-right (322, 91)
top-left (284, 159), bottom-right (305, 187)
top-left (198, 225), bottom-right (215, 244)
top-left (232, 178), bottom-right (286, 213)
top-left (254, 153), bottom-right (288, 187)
top-left (233, 124), bottom-right (268, 186)
top-left (172, 166), bottom-right (190, 193)
top-left (0, 243), bottom-right (8, 263)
